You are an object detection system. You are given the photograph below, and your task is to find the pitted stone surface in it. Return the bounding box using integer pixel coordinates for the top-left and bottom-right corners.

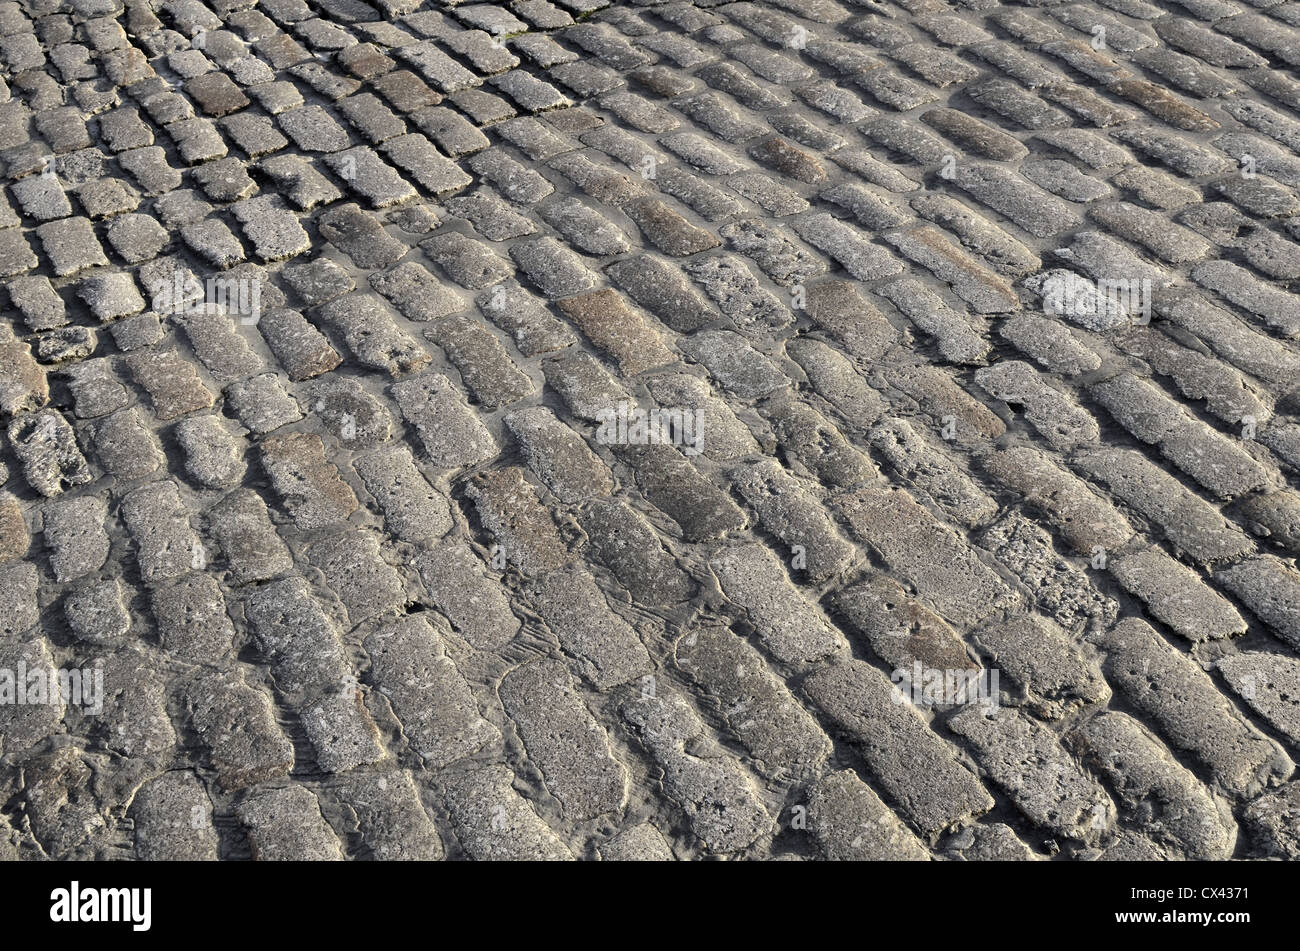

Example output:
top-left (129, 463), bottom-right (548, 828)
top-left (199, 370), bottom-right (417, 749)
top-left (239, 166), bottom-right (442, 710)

top-left (3, 0), bottom-right (1300, 865)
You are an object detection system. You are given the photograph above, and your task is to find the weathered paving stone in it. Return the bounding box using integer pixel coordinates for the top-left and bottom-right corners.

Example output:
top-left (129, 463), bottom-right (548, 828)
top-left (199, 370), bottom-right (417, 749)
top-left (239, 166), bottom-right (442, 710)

top-left (129, 772), bottom-right (219, 861)
top-left (319, 202), bottom-right (408, 269)
top-left (1077, 447), bottom-right (1253, 565)
top-left (1193, 260), bottom-right (1300, 338)
top-left (259, 432), bottom-right (359, 530)
top-left (78, 271), bottom-right (146, 322)
top-left (64, 578), bottom-right (130, 645)
top-left (353, 444), bottom-right (452, 544)
top-left (790, 213), bottom-right (904, 282)
top-left (381, 132), bottom-right (473, 197)
top-left (981, 446), bottom-right (1133, 557)
top-left (708, 542), bottom-right (844, 666)
top-left (256, 307), bottom-right (342, 382)
top-left (342, 770), bottom-right (445, 861)
top-left (446, 189), bottom-right (536, 241)
top-left (677, 330), bottom-right (786, 400)
top-left (121, 480), bottom-right (201, 583)
top-left (805, 660), bottom-right (994, 836)
top-left (645, 373), bottom-right (757, 462)
top-left (7, 0), bottom-right (1300, 863)
top-left (622, 688), bottom-right (772, 854)
top-left (238, 787), bottom-right (343, 861)
top-left (878, 278), bottom-right (991, 364)
top-left (324, 146), bottom-right (417, 209)
top-left (1090, 201), bottom-right (1212, 265)
top-left (1089, 372), bottom-right (1269, 500)
top-left (277, 104), bottom-right (351, 153)
top-left (975, 361), bottom-right (1097, 450)
top-left (506, 406), bottom-right (613, 503)
top-left (259, 155), bottom-right (342, 210)
top-left (477, 281), bottom-right (577, 355)
top-left (599, 824), bottom-right (675, 861)
top-left (0, 563), bottom-right (38, 638)
top-left (869, 418), bottom-right (997, 529)
top-left (974, 613), bottom-right (1109, 719)
top-left (392, 371), bottom-right (497, 468)
top-left (675, 622), bottom-right (831, 779)
top-left (555, 289), bottom-right (674, 377)
top-left (884, 365), bottom-right (1007, 444)
top-left (687, 249), bottom-right (794, 330)
top-left (421, 231), bottom-right (512, 290)
top-left (187, 668), bottom-right (294, 791)
top-left (127, 347), bottom-right (214, 421)
top-left (134, 546), bottom-right (225, 660)
top-left (411, 542), bottom-right (518, 652)
top-left (0, 228), bottom-right (39, 277)
top-left (1242, 782), bottom-right (1300, 858)
top-left (832, 574), bottom-right (980, 689)
top-left (229, 194), bottom-right (310, 263)
top-left (537, 196), bottom-right (628, 256)
top-left (1110, 548), bottom-right (1246, 643)
top-left (0, 637), bottom-right (65, 756)
top-left (442, 765), bottom-right (572, 860)
top-left (1234, 492), bottom-right (1300, 555)
top-left (547, 153), bottom-right (648, 207)
top-left (1156, 291), bottom-right (1300, 388)
top-left (787, 337), bottom-right (888, 428)
top-left (578, 499), bottom-right (694, 607)
top-left (41, 494), bottom-right (107, 581)
top-left (244, 576), bottom-right (349, 700)
top-left (727, 171), bottom-right (809, 216)
top-left (205, 489), bottom-right (292, 586)
top-left (1219, 652), bottom-right (1300, 747)
top-left (365, 614), bottom-right (500, 767)
top-left (174, 415), bottom-right (246, 489)
top-left (541, 348), bottom-right (631, 422)
top-left (317, 294), bottom-right (430, 375)
top-left (428, 314), bottom-right (534, 408)
top-left (36, 216), bottom-right (108, 276)
top-left (11, 174), bottom-right (72, 220)
top-left (466, 466), bottom-right (568, 576)
top-left (607, 255), bottom-right (716, 333)
top-left (94, 406), bottom-right (165, 480)
top-left (500, 659), bottom-right (627, 821)
top-left (763, 396), bottom-right (876, 488)
top-left (806, 769), bottom-right (931, 861)
top-left (524, 566), bottom-right (653, 688)
top-left (167, 116), bottom-right (228, 164)
top-left (412, 106), bottom-right (492, 158)
top-left (0, 330), bottom-right (48, 416)
top-left (508, 236), bottom-right (596, 299)
top-left (952, 163), bottom-right (1083, 238)
top-left (1097, 619), bottom-right (1292, 797)
top-left (6, 408), bottom-right (89, 498)
top-left (7, 275), bottom-right (66, 331)
top-left (837, 484), bottom-right (1018, 628)
top-left (949, 705), bottom-right (1115, 843)
top-left (1070, 711), bottom-right (1234, 860)
top-left (307, 530), bottom-right (406, 626)
top-left (1215, 556), bottom-right (1300, 650)
top-left (300, 687), bottom-right (385, 774)
top-left (724, 461), bottom-right (849, 583)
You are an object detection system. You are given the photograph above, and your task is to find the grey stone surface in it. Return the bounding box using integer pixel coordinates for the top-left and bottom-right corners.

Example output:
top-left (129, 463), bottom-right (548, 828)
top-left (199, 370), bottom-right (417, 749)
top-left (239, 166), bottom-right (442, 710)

top-left (4, 0), bottom-right (1299, 865)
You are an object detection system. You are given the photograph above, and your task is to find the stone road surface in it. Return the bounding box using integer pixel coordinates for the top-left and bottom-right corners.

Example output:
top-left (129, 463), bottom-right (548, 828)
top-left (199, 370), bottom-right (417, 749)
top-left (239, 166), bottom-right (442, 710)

top-left (2, 0), bottom-right (1300, 861)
